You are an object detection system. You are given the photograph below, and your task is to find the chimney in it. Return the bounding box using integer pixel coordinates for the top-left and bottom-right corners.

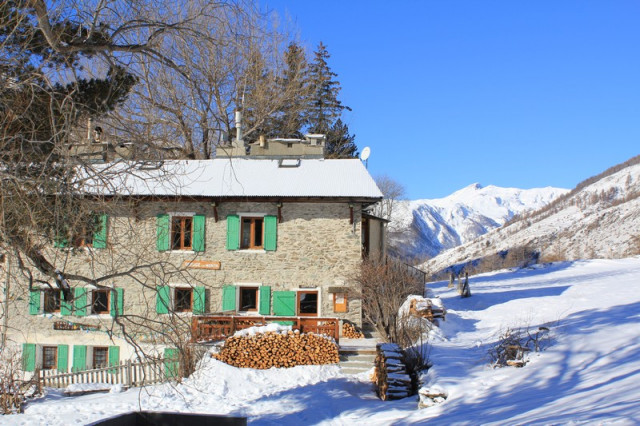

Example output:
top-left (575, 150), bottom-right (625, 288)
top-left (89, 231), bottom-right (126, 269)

top-left (259, 134), bottom-right (266, 148)
top-left (87, 117), bottom-right (93, 143)
top-left (234, 110), bottom-right (243, 148)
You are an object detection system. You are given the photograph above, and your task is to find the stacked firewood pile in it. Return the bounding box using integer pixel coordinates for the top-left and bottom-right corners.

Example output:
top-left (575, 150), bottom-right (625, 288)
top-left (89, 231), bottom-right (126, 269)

top-left (409, 298), bottom-right (446, 322)
top-left (372, 343), bottom-right (413, 400)
top-left (342, 321), bottom-right (364, 339)
top-left (212, 330), bottom-right (339, 369)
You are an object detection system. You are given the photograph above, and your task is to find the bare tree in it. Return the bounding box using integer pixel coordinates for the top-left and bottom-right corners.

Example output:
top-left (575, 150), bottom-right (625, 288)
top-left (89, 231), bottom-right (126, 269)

top-left (372, 174), bottom-right (406, 221)
top-left (352, 258), bottom-right (424, 345)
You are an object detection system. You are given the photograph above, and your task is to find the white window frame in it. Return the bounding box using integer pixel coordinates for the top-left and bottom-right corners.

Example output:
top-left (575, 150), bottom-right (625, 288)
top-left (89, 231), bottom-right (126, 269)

top-left (235, 283), bottom-right (262, 314)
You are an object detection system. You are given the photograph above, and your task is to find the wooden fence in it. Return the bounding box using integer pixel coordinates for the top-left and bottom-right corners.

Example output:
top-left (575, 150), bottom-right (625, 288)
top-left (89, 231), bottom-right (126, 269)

top-left (191, 315), bottom-right (340, 343)
top-left (39, 358), bottom-right (173, 389)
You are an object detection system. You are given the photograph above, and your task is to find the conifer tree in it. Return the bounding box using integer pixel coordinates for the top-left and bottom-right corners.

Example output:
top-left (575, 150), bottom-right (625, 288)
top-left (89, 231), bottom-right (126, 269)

top-left (325, 118), bottom-right (358, 159)
top-left (277, 42), bottom-right (309, 138)
top-left (305, 42), bottom-right (356, 158)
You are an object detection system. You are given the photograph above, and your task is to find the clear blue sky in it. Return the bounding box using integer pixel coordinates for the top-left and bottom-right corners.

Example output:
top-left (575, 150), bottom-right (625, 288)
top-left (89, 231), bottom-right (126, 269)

top-left (264, 1), bottom-right (640, 199)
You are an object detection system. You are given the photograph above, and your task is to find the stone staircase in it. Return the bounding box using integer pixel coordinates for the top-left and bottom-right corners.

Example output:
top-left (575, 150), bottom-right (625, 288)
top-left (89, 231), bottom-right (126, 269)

top-left (339, 324), bottom-right (381, 375)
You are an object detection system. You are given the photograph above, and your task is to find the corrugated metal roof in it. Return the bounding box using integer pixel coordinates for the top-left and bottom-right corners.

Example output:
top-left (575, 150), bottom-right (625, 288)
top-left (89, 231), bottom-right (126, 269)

top-left (86, 158), bottom-right (383, 199)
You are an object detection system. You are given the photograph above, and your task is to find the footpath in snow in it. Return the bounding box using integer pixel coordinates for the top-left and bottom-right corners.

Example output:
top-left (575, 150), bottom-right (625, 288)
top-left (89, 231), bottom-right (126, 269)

top-left (6, 258), bottom-right (640, 425)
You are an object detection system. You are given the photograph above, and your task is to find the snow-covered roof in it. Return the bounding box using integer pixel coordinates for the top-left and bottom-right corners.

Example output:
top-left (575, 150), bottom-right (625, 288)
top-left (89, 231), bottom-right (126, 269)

top-left (85, 158), bottom-right (383, 199)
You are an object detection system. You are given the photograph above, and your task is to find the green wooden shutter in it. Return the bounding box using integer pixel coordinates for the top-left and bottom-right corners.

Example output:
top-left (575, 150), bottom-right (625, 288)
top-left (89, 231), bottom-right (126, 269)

top-left (92, 214), bottom-right (108, 249)
top-left (22, 343), bottom-right (36, 372)
top-left (193, 286), bottom-right (206, 315)
top-left (57, 345), bottom-right (69, 372)
top-left (164, 348), bottom-right (179, 379)
top-left (74, 287), bottom-right (87, 317)
top-left (72, 345), bottom-right (87, 372)
top-left (156, 285), bottom-right (170, 314)
top-left (60, 291), bottom-right (72, 316)
top-left (54, 231), bottom-right (68, 248)
top-left (29, 290), bottom-right (40, 315)
top-left (259, 286), bottom-right (271, 315)
top-left (108, 346), bottom-right (120, 373)
top-left (226, 215), bottom-right (239, 250)
top-left (110, 288), bottom-right (124, 317)
top-left (222, 285), bottom-right (236, 312)
top-left (156, 214), bottom-right (170, 252)
top-left (264, 215), bottom-right (277, 251)
top-left (192, 214), bottom-right (205, 252)
top-left (273, 291), bottom-right (296, 316)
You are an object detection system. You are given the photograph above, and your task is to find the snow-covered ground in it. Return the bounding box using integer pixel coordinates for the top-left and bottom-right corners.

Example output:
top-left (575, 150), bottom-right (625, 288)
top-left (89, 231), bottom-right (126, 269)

top-left (6, 258), bottom-right (640, 425)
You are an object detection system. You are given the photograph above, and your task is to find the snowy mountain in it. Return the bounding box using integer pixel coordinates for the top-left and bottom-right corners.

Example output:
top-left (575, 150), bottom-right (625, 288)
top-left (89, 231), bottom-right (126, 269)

top-left (423, 155), bottom-right (640, 274)
top-left (388, 184), bottom-right (568, 260)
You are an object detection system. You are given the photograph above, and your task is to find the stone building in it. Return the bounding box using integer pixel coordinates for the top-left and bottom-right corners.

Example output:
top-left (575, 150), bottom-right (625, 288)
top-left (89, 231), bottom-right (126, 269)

top-left (5, 155), bottom-right (385, 373)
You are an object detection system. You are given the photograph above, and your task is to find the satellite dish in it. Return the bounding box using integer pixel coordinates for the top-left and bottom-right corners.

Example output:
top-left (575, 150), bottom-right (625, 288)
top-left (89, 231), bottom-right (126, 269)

top-left (361, 146), bottom-right (371, 161)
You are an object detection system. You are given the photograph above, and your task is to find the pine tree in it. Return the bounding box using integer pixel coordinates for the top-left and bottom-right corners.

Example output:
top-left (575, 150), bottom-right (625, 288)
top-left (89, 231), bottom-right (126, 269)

top-left (306, 42), bottom-right (351, 134)
top-left (325, 118), bottom-right (358, 159)
top-left (305, 42), bottom-right (356, 158)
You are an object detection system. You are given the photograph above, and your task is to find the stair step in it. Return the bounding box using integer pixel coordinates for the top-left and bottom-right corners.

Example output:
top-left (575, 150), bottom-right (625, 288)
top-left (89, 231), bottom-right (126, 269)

top-left (339, 355), bottom-right (376, 362)
top-left (340, 367), bottom-right (373, 375)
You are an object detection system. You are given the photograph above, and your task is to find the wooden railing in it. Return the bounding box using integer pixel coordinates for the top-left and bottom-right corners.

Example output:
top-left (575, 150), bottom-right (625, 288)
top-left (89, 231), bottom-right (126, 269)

top-left (39, 358), bottom-right (171, 389)
top-left (191, 315), bottom-right (340, 343)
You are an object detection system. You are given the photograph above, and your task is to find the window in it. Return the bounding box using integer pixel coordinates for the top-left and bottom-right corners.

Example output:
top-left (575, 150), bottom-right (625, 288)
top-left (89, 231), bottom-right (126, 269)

top-left (42, 346), bottom-right (57, 370)
top-left (298, 291), bottom-right (318, 317)
top-left (91, 290), bottom-right (110, 314)
top-left (171, 216), bottom-right (193, 250)
top-left (174, 287), bottom-right (193, 312)
top-left (55, 214), bottom-right (108, 249)
top-left (93, 347), bottom-right (108, 368)
top-left (241, 217), bottom-right (263, 249)
top-left (156, 286), bottom-right (205, 314)
top-left (43, 290), bottom-right (61, 313)
top-left (239, 287), bottom-right (259, 312)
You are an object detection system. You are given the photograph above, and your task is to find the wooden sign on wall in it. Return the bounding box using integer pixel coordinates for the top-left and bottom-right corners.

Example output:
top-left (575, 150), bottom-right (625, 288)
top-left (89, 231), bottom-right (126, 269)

top-left (182, 260), bottom-right (221, 270)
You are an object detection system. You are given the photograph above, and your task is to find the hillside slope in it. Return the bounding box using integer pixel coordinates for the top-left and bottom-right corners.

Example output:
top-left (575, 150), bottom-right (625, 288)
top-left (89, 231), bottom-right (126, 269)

top-left (423, 156), bottom-right (640, 274)
top-left (389, 184), bottom-right (567, 260)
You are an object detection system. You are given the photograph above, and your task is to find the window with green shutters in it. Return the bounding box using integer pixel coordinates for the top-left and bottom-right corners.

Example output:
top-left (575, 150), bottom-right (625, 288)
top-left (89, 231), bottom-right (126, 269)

top-left (164, 347), bottom-right (180, 379)
top-left (110, 288), bottom-right (124, 317)
top-left (22, 343), bottom-right (36, 372)
top-left (57, 344), bottom-right (69, 372)
top-left (273, 291), bottom-right (296, 316)
top-left (72, 345), bottom-right (87, 372)
top-left (157, 214), bottom-right (205, 252)
top-left (227, 214), bottom-right (277, 251)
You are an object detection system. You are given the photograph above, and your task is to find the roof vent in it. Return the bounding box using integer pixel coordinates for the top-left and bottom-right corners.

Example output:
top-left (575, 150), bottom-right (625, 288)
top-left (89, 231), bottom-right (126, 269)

top-left (278, 158), bottom-right (301, 168)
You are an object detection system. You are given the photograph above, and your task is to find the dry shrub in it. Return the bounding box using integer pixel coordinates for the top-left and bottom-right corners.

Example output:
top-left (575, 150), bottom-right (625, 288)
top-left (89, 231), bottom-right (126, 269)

top-left (0, 348), bottom-right (37, 414)
top-left (489, 325), bottom-right (551, 368)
